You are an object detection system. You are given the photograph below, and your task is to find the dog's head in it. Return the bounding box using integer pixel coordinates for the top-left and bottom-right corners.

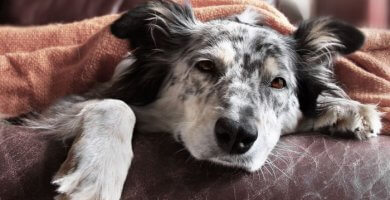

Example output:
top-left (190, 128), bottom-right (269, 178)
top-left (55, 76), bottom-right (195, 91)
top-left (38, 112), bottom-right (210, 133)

top-left (109, 0), bottom-right (364, 171)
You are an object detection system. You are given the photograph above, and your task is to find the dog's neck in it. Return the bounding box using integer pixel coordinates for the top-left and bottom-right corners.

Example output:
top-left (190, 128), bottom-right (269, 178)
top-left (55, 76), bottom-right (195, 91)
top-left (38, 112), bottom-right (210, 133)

top-left (131, 93), bottom-right (184, 137)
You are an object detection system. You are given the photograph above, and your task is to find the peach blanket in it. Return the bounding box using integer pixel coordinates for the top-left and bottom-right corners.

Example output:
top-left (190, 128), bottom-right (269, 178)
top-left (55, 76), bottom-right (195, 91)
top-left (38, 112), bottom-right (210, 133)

top-left (0, 0), bottom-right (389, 133)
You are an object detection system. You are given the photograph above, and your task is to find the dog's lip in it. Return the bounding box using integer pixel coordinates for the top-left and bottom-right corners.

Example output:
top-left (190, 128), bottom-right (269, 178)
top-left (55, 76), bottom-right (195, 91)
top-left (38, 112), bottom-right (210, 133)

top-left (209, 155), bottom-right (253, 170)
top-left (218, 156), bottom-right (249, 163)
top-left (218, 157), bottom-right (234, 162)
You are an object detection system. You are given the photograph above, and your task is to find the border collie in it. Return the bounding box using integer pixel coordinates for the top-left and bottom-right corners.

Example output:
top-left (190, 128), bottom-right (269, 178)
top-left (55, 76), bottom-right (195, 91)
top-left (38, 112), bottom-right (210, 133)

top-left (16, 0), bottom-right (381, 199)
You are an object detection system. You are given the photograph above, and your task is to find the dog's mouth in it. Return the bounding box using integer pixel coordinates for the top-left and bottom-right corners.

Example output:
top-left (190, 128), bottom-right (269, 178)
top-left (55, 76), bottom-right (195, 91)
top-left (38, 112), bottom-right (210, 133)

top-left (205, 145), bottom-right (271, 172)
top-left (176, 133), bottom-right (266, 172)
top-left (208, 154), bottom-right (259, 172)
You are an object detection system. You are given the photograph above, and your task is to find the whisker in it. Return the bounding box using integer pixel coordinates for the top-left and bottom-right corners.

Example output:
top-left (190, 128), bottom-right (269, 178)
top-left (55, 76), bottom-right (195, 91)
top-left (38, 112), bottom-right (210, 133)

top-left (173, 147), bottom-right (187, 155)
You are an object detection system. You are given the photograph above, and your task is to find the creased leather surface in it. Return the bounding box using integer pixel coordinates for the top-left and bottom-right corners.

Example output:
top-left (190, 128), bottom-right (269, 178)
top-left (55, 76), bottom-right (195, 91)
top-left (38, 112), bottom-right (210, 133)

top-left (1, 125), bottom-right (389, 200)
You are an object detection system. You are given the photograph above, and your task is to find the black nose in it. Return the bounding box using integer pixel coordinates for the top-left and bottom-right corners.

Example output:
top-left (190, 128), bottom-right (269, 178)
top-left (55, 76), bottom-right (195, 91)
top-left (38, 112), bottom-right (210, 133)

top-left (214, 117), bottom-right (258, 154)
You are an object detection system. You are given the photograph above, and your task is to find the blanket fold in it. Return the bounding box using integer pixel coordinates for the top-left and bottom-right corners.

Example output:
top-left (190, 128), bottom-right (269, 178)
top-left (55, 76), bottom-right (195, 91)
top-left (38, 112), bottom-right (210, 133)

top-left (0, 0), bottom-right (389, 133)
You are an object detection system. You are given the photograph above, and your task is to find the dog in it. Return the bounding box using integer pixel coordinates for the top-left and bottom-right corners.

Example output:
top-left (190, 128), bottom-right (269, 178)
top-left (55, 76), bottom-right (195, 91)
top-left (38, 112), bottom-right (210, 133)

top-left (14, 0), bottom-right (382, 199)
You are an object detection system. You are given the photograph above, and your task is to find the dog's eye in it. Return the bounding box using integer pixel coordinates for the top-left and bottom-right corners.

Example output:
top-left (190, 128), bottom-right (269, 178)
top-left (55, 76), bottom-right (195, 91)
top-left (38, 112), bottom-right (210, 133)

top-left (195, 60), bottom-right (215, 73)
top-left (270, 77), bottom-right (286, 89)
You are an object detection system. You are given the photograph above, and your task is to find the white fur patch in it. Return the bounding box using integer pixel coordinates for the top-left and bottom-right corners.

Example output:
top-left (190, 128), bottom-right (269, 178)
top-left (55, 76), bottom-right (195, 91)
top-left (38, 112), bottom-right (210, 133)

top-left (264, 57), bottom-right (279, 76)
top-left (49, 99), bottom-right (136, 200)
top-left (201, 41), bottom-right (236, 65)
top-left (111, 55), bottom-right (134, 83)
top-left (236, 8), bottom-right (262, 25)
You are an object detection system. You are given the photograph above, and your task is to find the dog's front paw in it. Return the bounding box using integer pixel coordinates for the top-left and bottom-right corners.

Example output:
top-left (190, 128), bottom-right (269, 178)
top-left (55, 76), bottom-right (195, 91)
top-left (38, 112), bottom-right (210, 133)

top-left (313, 100), bottom-right (383, 140)
top-left (53, 171), bottom-right (101, 200)
top-left (354, 104), bottom-right (382, 139)
top-left (52, 153), bottom-right (106, 200)
top-left (52, 146), bottom-right (125, 200)
top-left (326, 104), bottom-right (382, 140)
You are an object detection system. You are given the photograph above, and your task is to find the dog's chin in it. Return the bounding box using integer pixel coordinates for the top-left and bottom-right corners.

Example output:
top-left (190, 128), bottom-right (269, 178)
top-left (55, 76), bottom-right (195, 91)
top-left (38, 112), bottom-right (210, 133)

top-left (179, 134), bottom-right (269, 172)
top-left (182, 142), bottom-right (268, 172)
top-left (208, 155), bottom-right (266, 172)
top-left (187, 148), bottom-right (266, 172)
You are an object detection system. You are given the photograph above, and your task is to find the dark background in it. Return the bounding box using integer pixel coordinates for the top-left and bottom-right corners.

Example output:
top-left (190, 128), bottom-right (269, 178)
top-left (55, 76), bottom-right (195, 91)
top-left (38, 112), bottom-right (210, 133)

top-left (0, 0), bottom-right (388, 28)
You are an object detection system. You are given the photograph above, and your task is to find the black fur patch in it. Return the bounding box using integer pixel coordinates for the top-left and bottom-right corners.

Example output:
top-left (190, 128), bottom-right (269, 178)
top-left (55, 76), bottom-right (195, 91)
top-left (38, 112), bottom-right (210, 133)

top-left (293, 17), bottom-right (365, 117)
top-left (107, 0), bottom-right (197, 105)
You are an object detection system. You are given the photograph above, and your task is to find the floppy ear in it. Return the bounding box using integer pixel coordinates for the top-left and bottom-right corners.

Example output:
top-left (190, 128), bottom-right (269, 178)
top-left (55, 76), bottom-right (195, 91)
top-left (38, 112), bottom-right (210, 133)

top-left (293, 18), bottom-right (365, 117)
top-left (111, 0), bottom-right (196, 50)
top-left (107, 0), bottom-right (197, 106)
top-left (294, 17), bottom-right (365, 58)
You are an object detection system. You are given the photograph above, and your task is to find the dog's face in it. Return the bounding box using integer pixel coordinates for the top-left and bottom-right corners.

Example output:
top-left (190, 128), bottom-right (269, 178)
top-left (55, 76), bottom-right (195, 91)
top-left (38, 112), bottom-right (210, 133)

top-left (147, 16), bottom-right (301, 171)
top-left (109, 0), bottom-right (364, 171)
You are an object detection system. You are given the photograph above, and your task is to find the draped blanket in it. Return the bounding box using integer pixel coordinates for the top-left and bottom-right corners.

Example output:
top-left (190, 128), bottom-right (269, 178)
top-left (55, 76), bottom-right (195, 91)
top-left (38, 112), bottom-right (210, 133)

top-left (0, 0), bottom-right (388, 133)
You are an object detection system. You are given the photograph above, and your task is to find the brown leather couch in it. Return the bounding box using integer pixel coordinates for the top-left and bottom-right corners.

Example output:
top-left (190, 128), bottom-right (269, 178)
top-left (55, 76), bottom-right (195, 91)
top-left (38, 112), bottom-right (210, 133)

top-left (1, 1), bottom-right (389, 200)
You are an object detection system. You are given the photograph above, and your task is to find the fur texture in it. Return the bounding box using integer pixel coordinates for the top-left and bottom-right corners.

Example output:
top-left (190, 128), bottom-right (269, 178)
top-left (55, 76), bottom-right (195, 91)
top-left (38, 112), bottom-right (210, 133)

top-left (11, 1), bottom-right (381, 199)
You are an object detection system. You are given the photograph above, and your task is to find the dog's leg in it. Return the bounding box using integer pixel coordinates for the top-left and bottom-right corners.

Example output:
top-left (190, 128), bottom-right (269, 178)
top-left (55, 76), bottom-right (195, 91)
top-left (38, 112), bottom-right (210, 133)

top-left (29, 97), bottom-right (135, 200)
top-left (299, 95), bottom-right (382, 139)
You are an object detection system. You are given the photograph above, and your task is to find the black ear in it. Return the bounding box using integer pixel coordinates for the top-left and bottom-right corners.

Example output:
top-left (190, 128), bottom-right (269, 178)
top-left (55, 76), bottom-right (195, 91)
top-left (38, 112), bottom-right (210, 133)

top-left (294, 17), bottom-right (365, 59)
top-left (293, 18), bottom-right (364, 117)
top-left (107, 0), bottom-right (197, 106)
top-left (111, 0), bottom-right (196, 50)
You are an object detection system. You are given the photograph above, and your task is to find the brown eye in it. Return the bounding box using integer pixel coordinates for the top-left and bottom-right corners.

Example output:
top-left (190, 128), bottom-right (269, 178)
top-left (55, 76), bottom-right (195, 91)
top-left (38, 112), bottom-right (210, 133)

top-left (195, 60), bottom-right (215, 73)
top-left (270, 77), bottom-right (286, 89)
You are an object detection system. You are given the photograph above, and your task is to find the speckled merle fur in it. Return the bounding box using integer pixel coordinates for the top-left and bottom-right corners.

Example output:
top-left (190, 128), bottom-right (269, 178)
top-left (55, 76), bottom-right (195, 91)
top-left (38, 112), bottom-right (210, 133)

top-left (106, 0), bottom-right (374, 170)
top-left (10, 2), bottom-right (381, 197)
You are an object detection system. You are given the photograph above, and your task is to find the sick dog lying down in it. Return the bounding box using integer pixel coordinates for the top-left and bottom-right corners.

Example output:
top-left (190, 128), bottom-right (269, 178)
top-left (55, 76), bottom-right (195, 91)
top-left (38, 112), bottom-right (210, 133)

top-left (19, 0), bottom-right (382, 199)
